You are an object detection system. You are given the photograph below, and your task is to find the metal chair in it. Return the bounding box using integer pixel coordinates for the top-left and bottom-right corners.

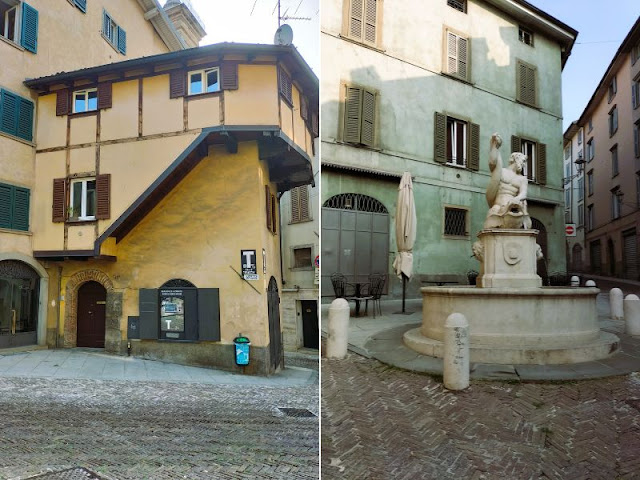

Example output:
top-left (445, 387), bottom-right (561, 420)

top-left (366, 273), bottom-right (386, 318)
top-left (330, 273), bottom-right (354, 298)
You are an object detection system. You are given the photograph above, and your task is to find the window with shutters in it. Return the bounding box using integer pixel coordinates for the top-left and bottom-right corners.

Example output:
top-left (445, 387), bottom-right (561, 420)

top-left (444, 29), bottom-right (469, 82)
top-left (577, 204), bottom-right (584, 226)
top-left (343, 0), bottom-right (379, 46)
top-left (292, 246), bottom-right (313, 269)
top-left (0, 1), bottom-right (37, 53)
top-left (443, 206), bottom-right (468, 236)
top-left (69, 0), bottom-right (86, 13)
top-left (587, 170), bottom-right (594, 196)
top-left (519, 26), bottom-right (534, 46)
top-left (434, 112), bottom-right (479, 171)
top-left (73, 88), bottom-right (97, 113)
top-left (0, 182), bottom-right (29, 231)
top-left (511, 135), bottom-right (546, 184)
top-left (609, 105), bottom-right (618, 136)
top-left (611, 145), bottom-right (619, 177)
top-left (633, 42), bottom-right (640, 65)
top-left (516, 59), bottom-right (537, 107)
top-left (634, 122), bottom-right (640, 158)
top-left (265, 185), bottom-right (277, 234)
top-left (587, 205), bottom-right (594, 231)
top-left (447, 0), bottom-right (466, 13)
top-left (70, 178), bottom-right (96, 221)
top-left (0, 88), bottom-right (34, 142)
top-left (53, 175), bottom-right (110, 222)
top-left (632, 76), bottom-right (640, 110)
top-left (608, 76), bottom-right (617, 103)
top-left (611, 187), bottom-right (622, 220)
top-left (188, 68), bottom-right (220, 95)
top-left (278, 67), bottom-right (293, 105)
top-left (102, 9), bottom-right (125, 54)
top-left (342, 84), bottom-right (376, 147)
top-left (587, 137), bottom-right (595, 161)
top-left (290, 185), bottom-right (311, 223)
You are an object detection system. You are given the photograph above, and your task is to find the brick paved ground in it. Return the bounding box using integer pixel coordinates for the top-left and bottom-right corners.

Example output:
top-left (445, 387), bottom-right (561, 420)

top-left (0, 377), bottom-right (318, 480)
top-left (321, 354), bottom-right (640, 480)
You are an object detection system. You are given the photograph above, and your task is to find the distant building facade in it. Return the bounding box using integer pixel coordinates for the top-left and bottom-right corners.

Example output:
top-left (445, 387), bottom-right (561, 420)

top-left (321, 0), bottom-right (577, 297)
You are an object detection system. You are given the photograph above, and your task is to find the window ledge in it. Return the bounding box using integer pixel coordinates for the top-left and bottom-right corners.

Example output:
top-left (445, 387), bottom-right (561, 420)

top-left (0, 35), bottom-right (24, 52)
top-left (67, 219), bottom-right (97, 225)
top-left (289, 219), bottom-right (314, 225)
top-left (69, 110), bottom-right (98, 118)
top-left (338, 34), bottom-right (385, 53)
top-left (186, 91), bottom-right (222, 100)
top-left (102, 33), bottom-right (124, 55)
top-left (0, 130), bottom-right (35, 147)
top-left (516, 99), bottom-right (540, 110)
top-left (443, 234), bottom-right (469, 239)
top-left (339, 140), bottom-right (381, 152)
top-left (441, 72), bottom-right (473, 86)
top-left (0, 228), bottom-right (31, 236)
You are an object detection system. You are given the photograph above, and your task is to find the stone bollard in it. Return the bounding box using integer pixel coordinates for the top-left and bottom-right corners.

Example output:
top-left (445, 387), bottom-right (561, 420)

top-left (327, 298), bottom-right (350, 359)
top-left (585, 280), bottom-right (597, 287)
top-left (570, 276), bottom-right (580, 287)
top-left (443, 313), bottom-right (470, 391)
top-left (625, 294), bottom-right (640, 336)
top-left (610, 288), bottom-right (624, 320)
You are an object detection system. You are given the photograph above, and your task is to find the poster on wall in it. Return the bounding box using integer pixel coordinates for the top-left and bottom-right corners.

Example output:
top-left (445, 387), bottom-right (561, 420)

top-left (241, 250), bottom-right (258, 280)
top-left (160, 289), bottom-right (185, 339)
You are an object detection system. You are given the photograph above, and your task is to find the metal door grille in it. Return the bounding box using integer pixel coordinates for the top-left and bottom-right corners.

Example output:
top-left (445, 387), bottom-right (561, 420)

top-left (323, 193), bottom-right (388, 213)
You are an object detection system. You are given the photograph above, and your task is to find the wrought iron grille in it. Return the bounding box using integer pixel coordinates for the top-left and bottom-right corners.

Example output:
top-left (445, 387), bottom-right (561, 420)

top-left (447, 0), bottom-right (466, 12)
top-left (0, 260), bottom-right (39, 281)
top-left (444, 208), bottom-right (467, 236)
top-left (161, 279), bottom-right (196, 288)
top-left (323, 193), bottom-right (388, 213)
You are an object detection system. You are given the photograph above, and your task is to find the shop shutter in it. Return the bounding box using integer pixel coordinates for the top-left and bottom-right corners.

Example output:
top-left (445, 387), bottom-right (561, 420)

top-left (221, 63), bottom-right (238, 90)
top-left (265, 185), bottom-right (272, 231)
top-left (96, 174), bottom-right (110, 219)
top-left (56, 89), bottom-right (70, 116)
top-left (343, 86), bottom-right (362, 143)
top-left (74, 0), bottom-right (87, 13)
top-left (17, 97), bottom-right (34, 141)
top-left (12, 187), bottom-right (29, 231)
top-left (0, 90), bottom-right (19, 137)
top-left (0, 184), bottom-right (12, 229)
top-left (52, 178), bottom-right (66, 223)
top-left (468, 122), bottom-right (480, 171)
top-left (536, 142), bottom-right (547, 185)
top-left (169, 70), bottom-right (186, 98)
top-left (198, 288), bottom-right (220, 341)
top-left (433, 112), bottom-right (447, 163)
top-left (20, 2), bottom-right (38, 53)
top-left (139, 289), bottom-right (159, 339)
top-left (360, 89), bottom-right (376, 147)
top-left (117, 26), bottom-right (126, 54)
top-left (624, 232), bottom-right (639, 280)
top-left (97, 83), bottom-right (112, 110)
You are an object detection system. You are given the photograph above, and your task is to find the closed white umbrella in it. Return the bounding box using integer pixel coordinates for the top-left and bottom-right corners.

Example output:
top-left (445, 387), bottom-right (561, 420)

top-left (392, 172), bottom-right (417, 313)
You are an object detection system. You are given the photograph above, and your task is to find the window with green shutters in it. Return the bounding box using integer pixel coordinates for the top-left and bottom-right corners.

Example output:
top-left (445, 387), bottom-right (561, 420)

top-left (102, 9), bottom-right (126, 54)
top-left (511, 135), bottom-right (546, 184)
top-left (0, 89), bottom-right (34, 141)
top-left (516, 59), bottom-right (537, 107)
top-left (433, 111), bottom-right (479, 171)
top-left (343, 84), bottom-right (376, 147)
top-left (73, 0), bottom-right (87, 13)
top-left (0, 2), bottom-right (38, 53)
top-left (0, 183), bottom-right (30, 232)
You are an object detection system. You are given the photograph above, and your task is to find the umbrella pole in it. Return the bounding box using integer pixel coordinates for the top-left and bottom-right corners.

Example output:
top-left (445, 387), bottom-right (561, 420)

top-left (402, 273), bottom-right (407, 313)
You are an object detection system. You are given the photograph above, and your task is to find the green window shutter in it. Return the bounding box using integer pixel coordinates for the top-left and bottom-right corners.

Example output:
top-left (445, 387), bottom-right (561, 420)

top-left (20, 2), bottom-right (38, 53)
top-left (17, 98), bottom-right (34, 141)
top-left (360, 89), bottom-right (376, 147)
top-left (198, 288), bottom-right (220, 341)
top-left (117, 26), bottom-right (126, 54)
top-left (139, 289), bottom-right (159, 339)
top-left (468, 122), bottom-right (480, 171)
top-left (511, 135), bottom-right (521, 155)
top-left (1, 90), bottom-right (19, 137)
top-left (12, 187), bottom-right (29, 231)
top-left (537, 142), bottom-right (547, 185)
top-left (74, 0), bottom-right (87, 13)
top-left (434, 112), bottom-right (447, 163)
top-left (343, 85), bottom-right (363, 143)
top-left (349, 0), bottom-right (364, 40)
top-left (0, 184), bottom-right (12, 229)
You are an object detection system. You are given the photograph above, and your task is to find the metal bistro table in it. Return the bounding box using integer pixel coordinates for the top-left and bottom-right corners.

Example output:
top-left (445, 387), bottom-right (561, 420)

top-left (346, 282), bottom-right (372, 317)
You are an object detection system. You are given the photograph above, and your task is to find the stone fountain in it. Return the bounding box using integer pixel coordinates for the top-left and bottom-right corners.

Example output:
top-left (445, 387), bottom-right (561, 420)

top-left (404, 134), bottom-right (619, 364)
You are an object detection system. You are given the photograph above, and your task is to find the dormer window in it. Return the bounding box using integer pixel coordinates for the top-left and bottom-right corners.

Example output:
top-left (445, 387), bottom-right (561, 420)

top-left (73, 88), bottom-right (98, 113)
top-left (188, 68), bottom-right (220, 95)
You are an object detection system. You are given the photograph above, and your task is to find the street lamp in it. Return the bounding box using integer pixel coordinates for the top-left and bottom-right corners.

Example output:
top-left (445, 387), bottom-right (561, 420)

top-left (614, 190), bottom-right (638, 209)
top-left (563, 156), bottom-right (586, 185)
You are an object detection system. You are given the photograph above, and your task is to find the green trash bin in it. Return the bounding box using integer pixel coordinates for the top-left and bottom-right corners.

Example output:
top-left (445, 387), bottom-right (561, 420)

top-left (234, 335), bottom-right (250, 366)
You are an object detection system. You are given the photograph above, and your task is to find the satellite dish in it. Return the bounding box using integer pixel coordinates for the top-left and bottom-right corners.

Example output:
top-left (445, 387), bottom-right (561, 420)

top-left (274, 24), bottom-right (293, 46)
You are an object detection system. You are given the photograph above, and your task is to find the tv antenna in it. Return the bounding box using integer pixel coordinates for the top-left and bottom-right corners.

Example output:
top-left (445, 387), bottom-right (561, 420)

top-left (274, 0), bottom-right (311, 26)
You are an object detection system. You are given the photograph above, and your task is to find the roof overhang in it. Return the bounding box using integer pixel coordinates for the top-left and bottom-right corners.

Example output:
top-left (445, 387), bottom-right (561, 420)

top-left (483, 0), bottom-right (578, 68)
top-left (322, 162), bottom-right (404, 180)
top-left (136, 0), bottom-right (187, 51)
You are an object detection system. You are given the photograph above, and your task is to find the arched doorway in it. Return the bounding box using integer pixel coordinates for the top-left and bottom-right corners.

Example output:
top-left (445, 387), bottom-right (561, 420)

top-left (267, 277), bottom-right (282, 371)
top-left (77, 281), bottom-right (106, 348)
top-left (321, 193), bottom-right (389, 296)
top-left (0, 260), bottom-right (40, 348)
top-left (531, 218), bottom-right (548, 284)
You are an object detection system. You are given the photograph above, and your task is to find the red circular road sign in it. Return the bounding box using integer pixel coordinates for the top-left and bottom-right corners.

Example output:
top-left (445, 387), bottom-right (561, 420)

top-left (566, 225), bottom-right (575, 235)
top-left (314, 255), bottom-right (319, 268)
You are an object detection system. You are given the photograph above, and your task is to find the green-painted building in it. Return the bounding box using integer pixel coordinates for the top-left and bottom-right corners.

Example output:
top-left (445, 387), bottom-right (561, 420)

top-left (320, 0), bottom-right (578, 299)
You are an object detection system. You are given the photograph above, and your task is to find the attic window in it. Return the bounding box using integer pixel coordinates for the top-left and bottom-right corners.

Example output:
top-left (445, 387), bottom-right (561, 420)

top-left (519, 26), bottom-right (534, 46)
top-left (188, 67), bottom-right (220, 95)
top-left (73, 88), bottom-right (97, 113)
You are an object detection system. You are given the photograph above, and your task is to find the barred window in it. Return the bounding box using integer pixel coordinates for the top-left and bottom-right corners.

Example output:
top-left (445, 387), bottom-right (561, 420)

top-left (444, 207), bottom-right (467, 236)
top-left (293, 247), bottom-right (312, 269)
top-left (447, 0), bottom-right (466, 13)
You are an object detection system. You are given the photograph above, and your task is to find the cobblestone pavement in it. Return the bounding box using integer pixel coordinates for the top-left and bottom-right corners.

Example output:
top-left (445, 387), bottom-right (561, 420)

top-left (321, 354), bottom-right (640, 480)
top-left (0, 377), bottom-right (318, 480)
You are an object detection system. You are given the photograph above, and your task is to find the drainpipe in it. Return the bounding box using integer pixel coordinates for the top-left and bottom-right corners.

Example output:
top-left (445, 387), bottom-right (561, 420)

top-left (56, 265), bottom-right (62, 348)
top-left (278, 191), bottom-right (285, 287)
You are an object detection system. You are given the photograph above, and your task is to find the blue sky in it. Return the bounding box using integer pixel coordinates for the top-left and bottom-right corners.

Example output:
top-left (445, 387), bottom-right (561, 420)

top-left (528, 0), bottom-right (639, 131)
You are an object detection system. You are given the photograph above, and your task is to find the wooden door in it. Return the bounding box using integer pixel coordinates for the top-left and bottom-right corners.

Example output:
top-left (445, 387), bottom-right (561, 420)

top-left (301, 300), bottom-right (318, 349)
top-left (77, 281), bottom-right (106, 348)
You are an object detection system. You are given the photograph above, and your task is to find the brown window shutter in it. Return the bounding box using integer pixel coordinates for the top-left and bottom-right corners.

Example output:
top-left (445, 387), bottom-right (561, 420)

top-left (221, 63), bottom-right (238, 90)
top-left (364, 0), bottom-right (377, 44)
top-left (52, 178), bottom-right (66, 222)
top-left (311, 111), bottom-right (319, 137)
top-left (344, 85), bottom-right (363, 143)
top-left (360, 89), bottom-right (376, 147)
top-left (511, 135), bottom-right (521, 156)
top-left (300, 95), bottom-right (308, 121)
top-left (278, 68), bottom-right (292, 104)
top-left (271, 194), bottom-right (277, 234)
top-left (468, 122), bottom-right (480, 171)
top-left (536, 142), bottom-right (547, 185)
top-left (265, 185), bottom-right (272, 231)
top-left (96, 174), bottom-right (110, 219)
top-left (299, 184), bottom-right (309, 220)
top-left (56, 89), bottom-right (69, 116)
top-left (97, 82), bottom-right (112, 110)
top-left (349, 0), bottom-right (364, 39)
top-left (434, 112), bottom-right (447, 163)
top-left (170, 70), bottom-right (186, 98)
top-left (290, 186), bottom-right (300, 223)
